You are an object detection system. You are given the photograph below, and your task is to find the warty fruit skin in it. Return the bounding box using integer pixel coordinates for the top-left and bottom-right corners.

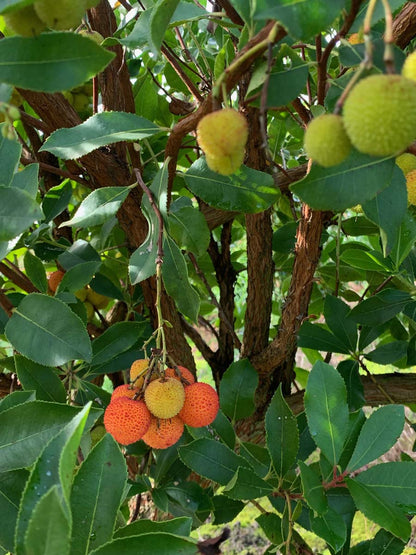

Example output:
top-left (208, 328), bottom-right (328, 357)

top-left (34, 0), bottom-right (86, 30)
top-left (396, 153), bottom-right (416, 175)
top-left (144, 377), bottom-right (185, 419)
top-left (178, 382), bottom-right (219, 427)
top-left (48, 270), bottom-right (65, 293)
top-left (165, 366), bottom-right (195, 385)
top-left (303, 114), bottom-right (351, 167)
top-left (343, 74), bottom-right (416, 157)
top-left (196, 108), bottom-right (248, 159)
top-left (142, 416), bottom-right (184, 449)
top-left (86, 287), bottom-right (109, 309)
top-left (205, 149), bottom-right (245, 176)
top-left (402, 52), bottom-right (416, 83)
top-left (4, 5), bottom-right (46, 36)
top-left (103, 397), bottom-right (151, 445)
top-left (406, 170), bottom-right (416, 205)
top-left (111, 384), bottom-right (139, 402)
top-left (129, 358), bottom-right (149, 387)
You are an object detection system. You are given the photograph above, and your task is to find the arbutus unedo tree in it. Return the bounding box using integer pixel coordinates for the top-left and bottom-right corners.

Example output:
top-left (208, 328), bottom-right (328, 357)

top-left (2, 0), bottom-right (416, 553)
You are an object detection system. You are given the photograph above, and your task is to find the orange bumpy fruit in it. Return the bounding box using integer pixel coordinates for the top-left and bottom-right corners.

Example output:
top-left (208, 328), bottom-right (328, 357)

top-left (179, 382), bottom-right (219, 427)
top-left (48, 270), bottom-right (65, 293)
top-left (165, 366), bottom-right (195, 385)
top-left (111, 384), bottom-right (139, 401)
top-left (130, 359), bottom-right (150, 387)
top-left (142, 416), bottom-right (184, 449)
top-left (406, 170), bottom-right (416, 205)
top-left (196, 108), bottom-right (248, 175)
top-left (103, 397), bottom-right (151, 445)
top-left (144, 377), bottom-right (185, 419)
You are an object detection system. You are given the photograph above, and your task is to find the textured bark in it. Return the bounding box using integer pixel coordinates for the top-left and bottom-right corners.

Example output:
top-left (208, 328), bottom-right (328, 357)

top-left (393, 2), bottom-right (416, 49)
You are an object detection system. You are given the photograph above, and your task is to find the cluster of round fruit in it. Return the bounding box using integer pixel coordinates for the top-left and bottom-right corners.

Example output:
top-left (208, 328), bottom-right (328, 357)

top-left (196, 108), bottom-right (249, 176)
top-left (63, 83), bottom-right (93, 118)
top-left (4, 0), bottom-right (99, 36)
top-left (47, 269), bottom-right (109, 318)
top-left (304, 52), bottom-right (416, 167)
top-left (104, 360), bottom-right (220, 449)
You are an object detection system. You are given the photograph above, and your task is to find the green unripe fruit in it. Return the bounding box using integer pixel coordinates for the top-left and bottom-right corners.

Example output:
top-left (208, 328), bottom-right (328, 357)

top-left (79, 29), bottom-right (103, 44)
top-left (84, 301), bottom-right (95, 320)
top-left (402, 52), bottom-right (416, 83)
top-left (303, 114), bottom-right (351, 167)
top-left (84, 0), bottom-right (101, 7)
top-left (396, 153), bottom-right (416, 175)
top-left (73, 93), bottom-right (90, 112)
top-left (197, 108), bottom-right (248, 175)
top-left (343, 74), bottom-right (416, 157)
top-left (4, 5), bottom-right (46, 36)
top-left (34, 0), bottom-right (86, 30)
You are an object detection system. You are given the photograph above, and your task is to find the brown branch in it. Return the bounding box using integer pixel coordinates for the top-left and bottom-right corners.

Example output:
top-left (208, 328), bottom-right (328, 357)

top-left (0, 261), bottom-right (39, 294)
top-left (216, 0), bottom-right (244, 26)
top-left (0, 291), bottom-right (14, 318)
top-left (393, 2), bottom-right (416, 49)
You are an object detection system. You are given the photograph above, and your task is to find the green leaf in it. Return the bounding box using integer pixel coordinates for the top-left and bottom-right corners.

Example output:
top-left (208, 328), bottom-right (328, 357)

top-left (210, 409), bottom-right (236, 449)
top-left (310, 507), bottom-right (347, 552)
top-left (256, 512), bottom-right (284, 546)
top-left (362, 165), bottom-right (408, 256)
top-left (239, 442), bottom-right (271, 479)
top-left (15, 355), bottom-right (66, 403)
top-left (365, 341), bottom-right (408, 364)
top-left (0, 129), bottom-right (21, 186)
top-left (341, 216), bottom-right (379, 237)
top-left (0, 390), bottom-right (35, 413)
top-left (162, 235), bottom-right (200, 323)
top-left (0, 469), bottom-right (29, 552)
top-left (369, 528), bottom-right (407, 555)
top-left (304, 361), bottom-right (349, 465)
top-left (390, 212), bottom-right (416, 269)
top-left (291, 153), bottom-right (394, 212)
top-left (5, 293), bottom-right (92, 366)
top-left (254, 0), bottom-right (344, 41)
top-left (129, 194), bottom-right (158, 284)
top-left (299, 461), bottom-right (327, 515)
top-left (219, 359), bottom-right (258, 421)
top-left (23, 486), bottom-right (71, 555)
top-left (348, 289), bottom-right (411, 326)
top-left (0, 33), bottom-right (114, 93)
top-left (114, 517), bottom-right (192, 539)
top-left (324, 296), bottom-right (357, 352)
top-left (224, 466), bottom-right (273, 499)
top-left (15, 404), bottom-right (91, 553)
top-left (340, 249), bottom-right (393, 272)
top-left (10, 163), bottom-right (39, 198)
top-left (347, 407), bottom-right (405, 472)
top-left (212, 495), bottom-right (244, 525)
top-left (41, 112), bottom-right (160, 159)
top-left (149, 0), bottom-right (180, 56)
top-left (184, 157), bottom-right (278, 213)
top-left (89, 533), bottom-right (197, 555)
top-left (41, 180), bottom-right (73, 222)
top-left (91, 322), bottom-right (147, 367)
top-left (168, 205), bottom-right (210, 256)
top-left (24, 250), bottom-right (48, 294)
top-left (346, 477), bottom-right (411, 541)
top-left (58, 261), bottom-right (101, 293)
top-left (0, 185), bottom-right (43, 241)
top-left (265, 385), bottom-right (299, 477)
top-left (353, 461), bottom-right (416, 512)
top-left (58, 239), bottom-right (101, 269)
top-left (0, 401), bottom-right (100, 472)
top-left (178, 438), bottom-right (250, 485)
top-left (337, 360), bottom-right (365, 411)
top-left (70, 434), bottom-right (127, 555)
top-left (61, 186), bottom-right (132, 229)
top-left (297, 321), bottom-right (351, 354)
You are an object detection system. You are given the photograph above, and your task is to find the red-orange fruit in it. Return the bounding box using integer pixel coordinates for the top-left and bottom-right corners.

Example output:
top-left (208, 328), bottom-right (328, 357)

top-left (178, 382), bottom-right (219, 427)
top-left (142, 415), bottom-right (184, 449)
top-left (103, 397), bottom-right (151, 445)
top-left (48, 270), bottom-right (65, 293)
top-left (165, 366), bottom-right (195, 385)
top-left (111, 384), bottom-right (139, 401)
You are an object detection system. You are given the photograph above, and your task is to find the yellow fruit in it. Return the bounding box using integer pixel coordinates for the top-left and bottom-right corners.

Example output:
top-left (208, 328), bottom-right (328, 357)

top-left (144, 377), bottom-right (185, 419)
top-left (75, 287), bottom-right (88, 302)
top-left (197, 108), bottom-right (248, 175)
top-left (395, 153), bottom-right (416, 175)
top-left (343, 74), bottom-right (416, 156)
top-left (34, 0), bottom-right (86, 30)
top-left (303, 114), bottom-right (351, 167)
top-left (4, 5), bottom-right (46, 36)
top-left (84, 301), bottom-right (94, 320)
top-left (406, 170), bottom-right (416, 205)
top-left (402, 52), bottom-right (416, 83)
top-left (73, 93), bottom-right (90, 113)
top-left (130, 359), bottom-right (149, 388)
top-left (86, 288), bottom-right (109, 309)
top-left (205, 150), bottom-right (245, 176)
